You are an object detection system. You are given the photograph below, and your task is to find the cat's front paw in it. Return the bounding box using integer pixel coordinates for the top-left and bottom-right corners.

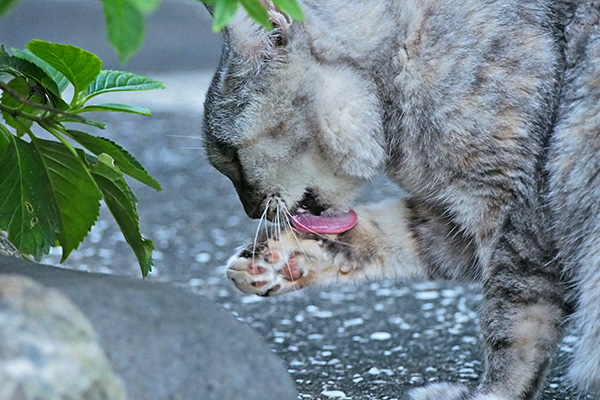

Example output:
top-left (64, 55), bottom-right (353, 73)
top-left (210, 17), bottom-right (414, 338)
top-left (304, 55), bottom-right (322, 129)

top-left (226, 232), bottom-right (322, 296)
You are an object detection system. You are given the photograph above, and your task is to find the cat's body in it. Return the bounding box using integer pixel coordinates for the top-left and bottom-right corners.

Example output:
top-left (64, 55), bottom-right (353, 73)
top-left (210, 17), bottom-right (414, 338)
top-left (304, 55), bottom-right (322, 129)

top-left (202, 0), bottom-right (600, 398)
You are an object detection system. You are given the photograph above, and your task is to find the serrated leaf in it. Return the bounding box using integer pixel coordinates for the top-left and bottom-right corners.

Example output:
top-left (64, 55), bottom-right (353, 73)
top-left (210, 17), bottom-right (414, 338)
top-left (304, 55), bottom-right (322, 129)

top-left (272, 0), bottom-right (304, 21)
top-left (0, 50), bottom-right (61, 98)
top-left (0, 134), bottom-right (58, 260)
top-left (0, 76), bottom-right (43, 136)
top-left (32, 138), bottom-right (103, 261)
top-left (84, 70), bottom-right (164, 101)
top-left (64, 129), bottom-right (161, 190)
top-left (213, 0), bottom-right (238, 31)
top-left (240, 0), bottom-right (272, 29)
top-left (102, 0), bottom-right (146, 64)
top-left (26, 40), bottom-right (102, 96)
top-left (11, 48), bottom-right (70, 94)
top-left (90, 153), bottom-right (153, 277)
top-left (76, 103), bottom-right (152, 116)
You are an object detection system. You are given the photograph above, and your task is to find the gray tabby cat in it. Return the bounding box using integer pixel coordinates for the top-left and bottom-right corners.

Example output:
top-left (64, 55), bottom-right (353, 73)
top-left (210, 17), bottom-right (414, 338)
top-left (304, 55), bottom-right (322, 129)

top-left (202, 0), bottom-right (600, 398)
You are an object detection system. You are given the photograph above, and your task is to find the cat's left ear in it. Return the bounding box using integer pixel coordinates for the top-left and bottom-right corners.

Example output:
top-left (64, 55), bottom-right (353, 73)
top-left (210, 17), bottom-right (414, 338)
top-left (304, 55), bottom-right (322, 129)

top-left (225, 2), bottom-right (293, 65)
top-left (263, 2), bottom-right (292, 47)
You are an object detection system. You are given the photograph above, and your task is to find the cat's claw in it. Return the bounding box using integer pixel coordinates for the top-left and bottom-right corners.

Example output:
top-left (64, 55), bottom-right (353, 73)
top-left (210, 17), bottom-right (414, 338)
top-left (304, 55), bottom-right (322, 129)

top-left (226, 237), bottom-right (313, 296)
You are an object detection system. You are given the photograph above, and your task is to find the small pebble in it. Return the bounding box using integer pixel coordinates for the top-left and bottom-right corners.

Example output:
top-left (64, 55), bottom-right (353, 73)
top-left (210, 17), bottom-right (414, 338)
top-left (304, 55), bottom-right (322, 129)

top-left (414, 291), bottom-right (440, 300)
top-left (370, 332), bottom-right (392, 341)
top-left (321, 390), bottom-right (347, 398)
top-left (343, 318), bottom-right (365, 328)
top-left (195, 252), bottom-right (211, 263)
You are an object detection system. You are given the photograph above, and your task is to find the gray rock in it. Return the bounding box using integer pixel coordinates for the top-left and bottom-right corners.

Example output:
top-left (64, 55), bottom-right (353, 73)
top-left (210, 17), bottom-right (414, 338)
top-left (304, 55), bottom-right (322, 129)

top-left (0, 256), bottom-right (299, 400)
top-left (0, 274), bottom-right (127, 400)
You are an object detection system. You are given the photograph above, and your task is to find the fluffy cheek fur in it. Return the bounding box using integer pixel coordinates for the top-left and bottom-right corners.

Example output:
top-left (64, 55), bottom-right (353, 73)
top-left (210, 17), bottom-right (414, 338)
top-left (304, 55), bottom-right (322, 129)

top-left (235, 65), bottom-right (386, 211)
top-left (238, 142), bottom-right (365, 211)
top-left (312, 65), bottom-right (386, 180)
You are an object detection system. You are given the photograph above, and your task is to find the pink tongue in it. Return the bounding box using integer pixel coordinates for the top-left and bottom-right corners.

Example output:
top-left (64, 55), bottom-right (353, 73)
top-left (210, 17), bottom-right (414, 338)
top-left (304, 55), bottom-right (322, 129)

top-left (291, 210), bottom-right (358, 234)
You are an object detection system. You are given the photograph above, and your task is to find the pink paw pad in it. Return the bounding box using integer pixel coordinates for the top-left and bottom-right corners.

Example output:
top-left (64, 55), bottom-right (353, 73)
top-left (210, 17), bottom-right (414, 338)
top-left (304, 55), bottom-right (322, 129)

top-left (281, 252), bottom-right (303, 281)
top-left (264, 250), bottom-right (280, 263)
top-left (247, 263), bottom-right (266, 275)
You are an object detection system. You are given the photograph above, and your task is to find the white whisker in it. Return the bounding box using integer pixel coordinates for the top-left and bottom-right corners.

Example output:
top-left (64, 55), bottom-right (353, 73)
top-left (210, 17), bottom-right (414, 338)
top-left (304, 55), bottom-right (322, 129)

top-left (277, 200), bottom-right (295, 282)
top-left (166, 134), bottom-right (203, 139)
top-left (281, 203), bottom-right (316, 273)
top-left (252, 198), bottom-right (271, 266)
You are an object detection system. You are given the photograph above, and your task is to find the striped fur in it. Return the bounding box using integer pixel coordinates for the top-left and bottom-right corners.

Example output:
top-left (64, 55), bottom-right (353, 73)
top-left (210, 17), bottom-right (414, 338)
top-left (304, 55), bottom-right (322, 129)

top-left (203, 0), bottom-right (599, 398)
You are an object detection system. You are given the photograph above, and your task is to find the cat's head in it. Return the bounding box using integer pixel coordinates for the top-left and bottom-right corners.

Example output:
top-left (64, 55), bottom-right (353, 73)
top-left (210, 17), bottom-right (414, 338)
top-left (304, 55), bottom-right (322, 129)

top-left (202, 5), bottom-right (386, 221)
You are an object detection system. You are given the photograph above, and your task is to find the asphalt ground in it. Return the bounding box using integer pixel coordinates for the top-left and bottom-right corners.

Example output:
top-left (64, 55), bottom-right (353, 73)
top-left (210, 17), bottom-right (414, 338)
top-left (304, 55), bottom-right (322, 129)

top-left (1, 1), bottom-right (596, 399)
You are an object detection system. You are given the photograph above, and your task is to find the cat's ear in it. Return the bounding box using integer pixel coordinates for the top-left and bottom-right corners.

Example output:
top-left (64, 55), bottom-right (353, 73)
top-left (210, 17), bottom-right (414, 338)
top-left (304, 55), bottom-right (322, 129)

top-left (225, 2), bottom-right (293, 66)
top-left (264, 2), bottom-right (292, 47)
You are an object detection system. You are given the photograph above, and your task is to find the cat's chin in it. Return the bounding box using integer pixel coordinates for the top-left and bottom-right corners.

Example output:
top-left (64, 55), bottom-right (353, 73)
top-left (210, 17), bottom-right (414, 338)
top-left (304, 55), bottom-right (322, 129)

top-left (290, 209), bottom-right (358, 234)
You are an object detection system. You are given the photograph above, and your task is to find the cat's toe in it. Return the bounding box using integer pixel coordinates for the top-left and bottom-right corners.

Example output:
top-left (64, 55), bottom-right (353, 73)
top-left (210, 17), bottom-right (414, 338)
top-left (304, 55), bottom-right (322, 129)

top-left (225, 257), bottom-right (274, 295)
top-left (405, 383), bottom-right (470, 400)
top-left (279, 251), bottom-right (304, 281)
top-left (226, 243), bottom-right (309, 296)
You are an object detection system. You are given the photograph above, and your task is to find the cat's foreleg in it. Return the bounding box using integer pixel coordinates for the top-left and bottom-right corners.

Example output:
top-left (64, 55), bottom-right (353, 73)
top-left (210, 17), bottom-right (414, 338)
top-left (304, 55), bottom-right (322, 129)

top-left (406, 206), bottom-right (568, 400)
top-left (473, 209), bottom-right (566, 399)
top-left (475, 274), bottom-right (565, 399)
top-left (226, 198), bottom-right (477, 296)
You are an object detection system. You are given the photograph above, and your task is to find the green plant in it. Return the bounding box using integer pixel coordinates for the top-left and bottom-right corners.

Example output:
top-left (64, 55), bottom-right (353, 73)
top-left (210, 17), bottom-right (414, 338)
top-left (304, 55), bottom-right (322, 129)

top-left (103, 0), bottom-right (304, 62)
top-left (0, 0), bottom-right (304, 276)
top-left (0, 40), bottom-right (163, 276)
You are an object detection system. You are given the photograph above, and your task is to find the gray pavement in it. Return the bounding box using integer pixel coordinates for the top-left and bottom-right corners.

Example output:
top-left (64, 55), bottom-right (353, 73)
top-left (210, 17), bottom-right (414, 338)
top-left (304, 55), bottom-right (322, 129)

top-left (1, 1), bottom-right (595, 399)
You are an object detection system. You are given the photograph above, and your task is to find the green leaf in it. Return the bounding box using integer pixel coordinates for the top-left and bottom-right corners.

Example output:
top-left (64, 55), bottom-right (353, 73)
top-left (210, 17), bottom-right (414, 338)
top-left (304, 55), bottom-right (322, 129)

top-left (0, 0), bottom-right (21, 19)
top-left (0, 76), bottom-right (43, 136)
top-left (32, 138), bottom-right (103, 261)
top-left (102, 0), bottom-right (146, 64)
top-left (127, 0), bottom-right (163, 14)
top-left (0, 134), bottom-right (58, 260)
top-left (61, 115), bottom-right (107, 129)
top-left (213, 0), bottom-right (238, 31)
top-left (272, 0), bottom-right (304, 21)
top-left (0, 123), bottom-right (11, 159)
top-left (90, 153), bottom-right (153, 277)
top-left (0, 50), bottom-right (61, 98)
top-left (64, 129), bottom-right (161, 190)
top-left (84, 70), bottom-right (164, 101)
top-left (11, 48), bottom-right (70, 94)
top-left (76, 103), bottom-right (152, 116)
top-left (26, 40), bottom-right (103, 97)
top-left (240, 0), bottom-right (272, 29)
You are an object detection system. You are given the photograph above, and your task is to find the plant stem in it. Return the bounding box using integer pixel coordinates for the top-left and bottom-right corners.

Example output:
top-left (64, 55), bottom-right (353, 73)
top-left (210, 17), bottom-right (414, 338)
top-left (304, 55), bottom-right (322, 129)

top-left (0, 102), bottom-right (46, 124)
top-left (39, 123), bottom-right (81, 159)
top-left (0, 81), bottom-right (88, 124)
